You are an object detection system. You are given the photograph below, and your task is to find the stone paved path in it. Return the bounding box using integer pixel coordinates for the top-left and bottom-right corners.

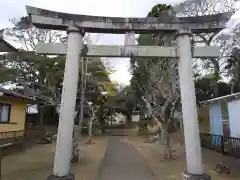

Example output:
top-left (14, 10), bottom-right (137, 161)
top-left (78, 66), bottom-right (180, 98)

top-left (96, 137), bottom-right (158, 180)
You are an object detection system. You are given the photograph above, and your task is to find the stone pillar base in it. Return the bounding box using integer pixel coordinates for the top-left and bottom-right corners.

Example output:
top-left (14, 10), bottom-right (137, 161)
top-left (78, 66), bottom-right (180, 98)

top-left (182, 172), bottom-right (211, 180)
top-left (46, 174), bottom-right (74, 180)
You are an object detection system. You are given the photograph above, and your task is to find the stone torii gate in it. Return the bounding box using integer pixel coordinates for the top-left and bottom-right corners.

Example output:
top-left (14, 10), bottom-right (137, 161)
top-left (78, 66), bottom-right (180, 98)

top-left (26, 6), bottom-right (231, 180)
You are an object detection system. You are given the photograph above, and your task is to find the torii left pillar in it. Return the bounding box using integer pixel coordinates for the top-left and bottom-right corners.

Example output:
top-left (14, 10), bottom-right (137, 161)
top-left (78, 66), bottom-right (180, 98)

top-left (47, 26), bottom-right (84, 180)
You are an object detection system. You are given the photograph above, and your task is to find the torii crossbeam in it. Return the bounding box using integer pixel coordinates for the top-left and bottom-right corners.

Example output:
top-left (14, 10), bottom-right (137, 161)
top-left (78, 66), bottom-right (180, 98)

top-left (26, 6), bottom-right (231, 33)
top-left (36, 43), bottom-right (220, 58)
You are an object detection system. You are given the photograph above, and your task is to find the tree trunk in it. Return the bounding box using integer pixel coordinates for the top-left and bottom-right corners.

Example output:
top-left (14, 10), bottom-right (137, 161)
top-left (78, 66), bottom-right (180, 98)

top-left (213, 60), bottom-right (220, 97)
top-left (163, 121), bottom-right (172, 159)
top-left (110, 116), bottom-right (113, 126)
top-left (231, 82), bottom-right (235, 94)
top-left (110, 108), bottom-right (113, 126)
top-left (71, 111), bottom-right (79, 163)
top-left (126, 113), bottom-right (132, 128)
top-left (70, 58), bottom-right (87, 163)
top-left (86, 117), bottom-right (94, 144)
top-left (180, 118), bottom-right (184, 132)
top-left (39, 106), bottom-right (45, 130)
top-left (71, 124), bottom-right (79, 163)
top-left (167, 134), bottom-right (172, 159)
top-left (99, 118), bottom-right (106, 134)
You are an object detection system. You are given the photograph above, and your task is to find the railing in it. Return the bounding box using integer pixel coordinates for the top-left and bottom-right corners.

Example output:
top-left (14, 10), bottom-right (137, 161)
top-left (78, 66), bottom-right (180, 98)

top-left (200, 133), bottom-right (240, 158)
top-left (0, 130), bottom-right (25, 144)
top-left (0, 131), bottom-right (25, 156)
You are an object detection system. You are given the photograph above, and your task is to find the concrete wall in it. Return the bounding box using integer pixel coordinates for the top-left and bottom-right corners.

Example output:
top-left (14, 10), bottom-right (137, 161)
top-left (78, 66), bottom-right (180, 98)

top-left (0, 97), bottom-right (27, 139)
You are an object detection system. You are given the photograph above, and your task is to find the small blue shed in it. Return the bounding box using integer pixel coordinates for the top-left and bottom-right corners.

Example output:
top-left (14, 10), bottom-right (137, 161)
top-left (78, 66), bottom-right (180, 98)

top-left (201, 92), bottom-right (240, 139)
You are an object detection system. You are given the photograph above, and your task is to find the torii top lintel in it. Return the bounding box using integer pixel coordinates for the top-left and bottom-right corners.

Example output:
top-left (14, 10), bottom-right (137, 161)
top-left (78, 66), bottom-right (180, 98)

top-left (26, 6), bottom-right (231, 34)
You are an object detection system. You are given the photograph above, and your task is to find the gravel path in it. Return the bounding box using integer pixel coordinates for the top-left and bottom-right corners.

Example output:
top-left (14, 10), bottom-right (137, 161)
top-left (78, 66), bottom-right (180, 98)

top-left (96, 137), bottom-right (158, 180)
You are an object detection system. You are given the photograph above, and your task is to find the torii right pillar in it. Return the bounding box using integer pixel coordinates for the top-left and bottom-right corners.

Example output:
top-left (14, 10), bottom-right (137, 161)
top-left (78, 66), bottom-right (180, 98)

top-left (177, 29), bottom-right (210, 180)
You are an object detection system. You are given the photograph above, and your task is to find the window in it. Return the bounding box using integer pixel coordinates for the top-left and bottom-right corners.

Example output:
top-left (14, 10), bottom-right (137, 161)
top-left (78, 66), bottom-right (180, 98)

top-left (0, 104), bottom-right (11, 123)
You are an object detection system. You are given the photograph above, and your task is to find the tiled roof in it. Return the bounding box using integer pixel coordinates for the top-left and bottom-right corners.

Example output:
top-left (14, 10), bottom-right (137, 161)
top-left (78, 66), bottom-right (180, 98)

top-left (0, 87), bottom-right (33, 100)
top-left (0, 38), bottom-right (18, 52)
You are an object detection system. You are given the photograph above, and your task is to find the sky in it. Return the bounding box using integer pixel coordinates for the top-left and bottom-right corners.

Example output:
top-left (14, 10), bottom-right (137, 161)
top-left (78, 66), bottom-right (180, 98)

top-left (0, 0), bottom-right (240, 86)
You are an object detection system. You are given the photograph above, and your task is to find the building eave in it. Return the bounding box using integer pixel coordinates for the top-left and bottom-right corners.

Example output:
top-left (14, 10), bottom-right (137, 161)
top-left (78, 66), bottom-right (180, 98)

top-left (200, 92), bottom-right (240, 106)
top-left (0, 38), bottom-right (18, 52)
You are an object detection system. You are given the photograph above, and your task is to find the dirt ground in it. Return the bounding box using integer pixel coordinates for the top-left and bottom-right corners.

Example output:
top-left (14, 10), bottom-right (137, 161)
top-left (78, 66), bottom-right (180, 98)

top-left (1, 136), bottom-right (108, 180)
top-left (2, 130), bottom-right (240, 180)
top-left (127, 131), bottom-right (240, 180)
